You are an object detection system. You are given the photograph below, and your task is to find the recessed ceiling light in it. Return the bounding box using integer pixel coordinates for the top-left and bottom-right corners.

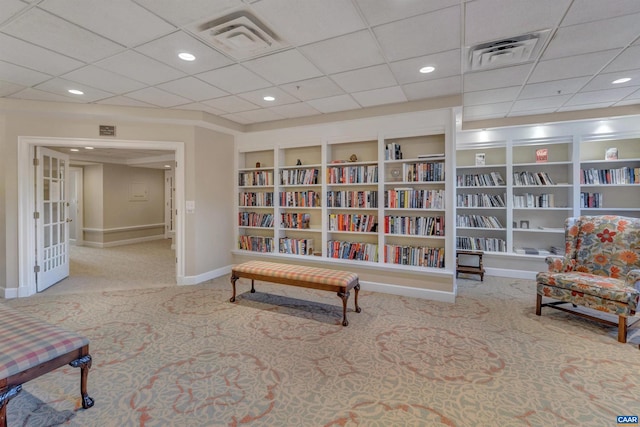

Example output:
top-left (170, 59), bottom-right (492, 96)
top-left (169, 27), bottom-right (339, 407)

top-left (164, 164), bottom-right (171, 168)
top-left (263, 96), bottom-right (275, 101)
top-left (419, 66), bottom-right (435, 74)
top-left (70, 148), bottom-right (80, 152)
top-left (68, 89), bottom-right (84, 95)
top-left (85, 146), bottom-right (94, 150)
top-left (612, 77), bottom-right (631, 84)
top-left (178, 52), bottom-right (196, 61)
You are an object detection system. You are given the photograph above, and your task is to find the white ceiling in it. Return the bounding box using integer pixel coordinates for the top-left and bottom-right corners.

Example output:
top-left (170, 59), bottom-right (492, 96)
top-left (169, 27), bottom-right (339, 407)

top-left (1, 0), bottom-right (639, 126)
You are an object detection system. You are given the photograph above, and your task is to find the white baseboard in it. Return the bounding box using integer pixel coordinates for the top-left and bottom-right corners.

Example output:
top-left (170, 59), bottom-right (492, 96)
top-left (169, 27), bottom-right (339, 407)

top-left (2, 287), bottom-right (19, 299)
top-left (178, 265), bottom-right (232, 286)
top-left (83, 235), bottom-right (165, 248)
top-left (362, 280), bottom-right (456, 303)
top-left (484, 267), bottom-right (537, 280)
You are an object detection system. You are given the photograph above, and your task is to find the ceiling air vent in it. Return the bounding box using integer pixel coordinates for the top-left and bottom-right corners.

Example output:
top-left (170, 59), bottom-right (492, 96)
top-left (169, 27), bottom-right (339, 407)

top-left (466, 31), bottom-right (550, 72)
top-left (197, 11), bottom-right (287, 60)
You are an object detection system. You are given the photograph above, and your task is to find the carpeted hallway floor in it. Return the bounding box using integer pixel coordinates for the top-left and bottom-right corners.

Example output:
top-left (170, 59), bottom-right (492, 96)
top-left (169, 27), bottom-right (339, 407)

top-left (3, 242), bottom-right (640, 426)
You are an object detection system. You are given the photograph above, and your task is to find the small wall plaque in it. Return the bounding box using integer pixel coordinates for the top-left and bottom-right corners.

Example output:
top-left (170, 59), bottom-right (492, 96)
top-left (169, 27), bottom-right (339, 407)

top-left (99, 125), bottom-right (116, 136)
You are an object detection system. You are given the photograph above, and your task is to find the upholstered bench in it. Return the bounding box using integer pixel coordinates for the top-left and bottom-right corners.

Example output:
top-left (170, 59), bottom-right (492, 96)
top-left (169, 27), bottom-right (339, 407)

top-left (0, 304), bottom-right (94, 427)
top-left (230, 260), bottom-right (361, 326)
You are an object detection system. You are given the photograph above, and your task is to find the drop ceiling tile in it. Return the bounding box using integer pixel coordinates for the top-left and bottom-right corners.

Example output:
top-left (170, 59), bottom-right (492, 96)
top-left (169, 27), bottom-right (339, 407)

top-left (2, 8), bottom-right (124, 62)
top-left (157, 77), bottom-right (228, 102)
top-left (135, 31), bottom-right (234, 74)
top-left (243, 49), bottom-right (323, 85)
top-left (252, 0), bottom-right (365, 46)
top-left (96, 95), bottom-right (156, 108)
top-left (0, 80), bottom-right (25, 97)
top-left (621, 87), bottom-right (640, 100)
top-left (0, 0), bottom-right (28, 23)
top-left (603, 45), bottom-right (640, 73)
top-left (0, 33), bottom-right (84, 75)
top-left (402, 75), bottom-right (462, 100)
top-left (133, 0), bottom-right (240, 26)
top-left (306, 94), bottom-right (361, 113)
top-left (561, 0), bottom-right (640, 26)
top-left (373, 6), bottom-right (460, 62)
top-left (8, 87), bottom-right (85, 103)
top-left (351, 86), bottom-right (407, 107)
top-left (236, 108), bottom-right (285, 123)
top-left (542, 13), bottom-right (640, 60)
top-left (511, 95), bottom-right (572, 111)
top-left (0, 61), bottom-right (51, 86)
top-left (331, 65), bottom-right (397, 93)
top-left (518, 77), bottom-right (591, 99)
top-left (96, 51), bottom-right (186, 85)
top-left (465, 0), bottom-right (571, 45)
top-left (202, 95), bottom-right (260, 113)
top-left (196, 64), bottom-right (271, 94)
top-left (268, 102), bottom-right (321, 119)
top-left (464, 64), bottom-right (533, 92)
top-left (174, 102), bottom-right (226, 116)
top-left (464, 87), bottom-right (521, 106)
top-left (34, 78), bottom-right (114, 102)
top-left (580, 70), bottom-right (640, 92)
top-left (564, 86), bottom-right (638, 106)
top-left (40, 0), bottom-right (176, 47)
top-left (237, 87), bottom-right (299, 107)
top-left (389, 49), bottom-right (461, 85)
top-left (124, 87), bottom-right (192, 108)
top-left (61, 66), bottom-right (146, 94)
top-left (220, 113), bottom-right (254, 125)
top-left (299, 30), bottom-right (385, 75)
top-left (528, 50), bottom-right (619, 83)
top-left (355, 0), bottom-right (460, 26)
top-left (463, 102), bottom-right (512, 119)
top-left (280, 77), bottom-right (344, 101)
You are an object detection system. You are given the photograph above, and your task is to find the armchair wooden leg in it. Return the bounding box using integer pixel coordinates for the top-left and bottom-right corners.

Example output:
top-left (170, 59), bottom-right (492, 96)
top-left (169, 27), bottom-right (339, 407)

top-left (536, 294), bottom-right (542, 316)
top-left (618, 316), bottom-right (627, 343)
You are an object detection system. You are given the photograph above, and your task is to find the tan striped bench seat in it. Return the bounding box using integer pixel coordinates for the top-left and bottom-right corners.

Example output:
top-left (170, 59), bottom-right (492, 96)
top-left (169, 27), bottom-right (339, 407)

top-left (0, 304), bottom-right (94, 427)
top-left (230, 261), bottom-right (361, 326)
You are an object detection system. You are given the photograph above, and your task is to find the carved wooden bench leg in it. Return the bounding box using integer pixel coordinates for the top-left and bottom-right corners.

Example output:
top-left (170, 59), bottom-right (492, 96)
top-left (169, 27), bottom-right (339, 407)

top-left (230, 274), bottom-right (238, 302)
top-left (251, 279), bottom-right (256, 293)
top-left (69, 354), bottom-right (94, 409)
top-left (1, 385), bottom-right (22, 427)
top-left (354, 283), bottom-right (361, 313)
top-left (337, 289), bottom-right (350, 326)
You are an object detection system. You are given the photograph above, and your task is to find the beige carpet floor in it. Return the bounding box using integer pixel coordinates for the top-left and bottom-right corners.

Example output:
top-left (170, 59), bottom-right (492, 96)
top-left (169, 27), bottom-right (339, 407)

top-left (3, 243), bottom-right (640, 426)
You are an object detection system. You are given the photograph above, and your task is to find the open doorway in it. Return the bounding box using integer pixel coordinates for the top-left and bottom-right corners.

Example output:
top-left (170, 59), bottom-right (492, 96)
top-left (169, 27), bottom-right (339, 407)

top-left (17, 136), bottom-right (185, 298)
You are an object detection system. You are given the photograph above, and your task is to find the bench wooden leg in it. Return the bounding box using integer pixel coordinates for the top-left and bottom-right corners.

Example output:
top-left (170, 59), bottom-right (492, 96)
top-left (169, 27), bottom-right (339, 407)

top-left (618, 316), bottom-right (627, 343)
top-left (230, 274), bottom-right (238, 302)
top-left (251, 279), bottom-right (256, 293)
top-left (354, 283), bottom-right (361, 313)
top-left (536, 294), bottom-right (542, 316)
top-left (69, 353), bottom-right (94, 409)
top-left (1, 385), bottom-right (22, 427)
top-left (337, 290), bottom-right (350, 326)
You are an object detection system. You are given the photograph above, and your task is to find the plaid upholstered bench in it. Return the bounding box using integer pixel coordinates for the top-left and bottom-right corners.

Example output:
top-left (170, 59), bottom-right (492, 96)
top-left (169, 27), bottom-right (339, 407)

top-left (0, 304), bottom-right (94, 427)
top-left (230, 261), bottom-right (361, 326)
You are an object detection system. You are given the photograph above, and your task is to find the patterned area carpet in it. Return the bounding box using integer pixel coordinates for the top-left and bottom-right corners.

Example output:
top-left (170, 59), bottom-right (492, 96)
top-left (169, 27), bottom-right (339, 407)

top-left (4, 274), bottom-right (640, 426)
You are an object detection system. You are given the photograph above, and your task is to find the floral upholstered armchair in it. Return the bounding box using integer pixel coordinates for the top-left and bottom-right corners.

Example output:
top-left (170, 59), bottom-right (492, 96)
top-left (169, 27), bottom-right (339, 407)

top-left (536, 215), bottom-right (640, 343)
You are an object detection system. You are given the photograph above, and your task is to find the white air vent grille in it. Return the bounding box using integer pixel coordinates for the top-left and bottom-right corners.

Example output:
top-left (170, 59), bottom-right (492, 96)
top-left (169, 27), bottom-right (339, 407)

top-left (467, 31), bottom-right (550, 72)
top-left (197, 11), bottom-right (287, 60)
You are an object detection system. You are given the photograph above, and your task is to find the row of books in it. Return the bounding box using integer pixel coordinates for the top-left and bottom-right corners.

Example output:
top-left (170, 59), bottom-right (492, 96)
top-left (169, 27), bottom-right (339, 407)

top-left (327, 165), bottom-right (378, 184)
top-left (384, 215), bottom-right (444, 236)
top-left (456, 193), bottom-right (505, 208)
top-left (279, 238), bottom-right (314, 256)
top-left (279, 191), bottom-right (320, 207)
top-left (327, 240), bottom-right (378, 262)
top-left (580, 192), bottom-right (603, 208)
top-left (456, 215), bottom-right (504, 228)
top-left (239, 170), bottom-right (273, 186)
top-left (328, 214), bottom-right (378, 233)
top-left (457, 236), bottom-right (507, 252)
top-left (457, 172), bottom-right (505, 187)
top-left (280, 213), bottom-right (310, 229)
top-left (239, 192), bottom-right (274, 207)
top-left (580, 167), bottom-right (640, 185)
top-left (513, 171), bottom-right (556, 186)
top-left (385, 189), bottom-right (445, 209)
top-left (383, 245), bottom-right (445, 268)
top-left (279, 168), bottom-right (319, 185)
top-left (238, 235), bottom-right (273, 252)
top-left (327, 190), bottom-right (378, 208)
top-left (384, 142), bottom-right (403, 160)
top-left (238, 212), bottom-right (274, 228)
top-left (403, 162), bottom-right (444, 182)
top-left (513, 193), bottom-right (556, 208)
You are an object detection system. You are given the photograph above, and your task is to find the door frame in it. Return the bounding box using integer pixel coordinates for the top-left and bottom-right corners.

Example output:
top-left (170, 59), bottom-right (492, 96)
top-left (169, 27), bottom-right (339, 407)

top-left (18, 136), bottom-right (185, 297)
top-left (69, 166), bottom-right (84, 246)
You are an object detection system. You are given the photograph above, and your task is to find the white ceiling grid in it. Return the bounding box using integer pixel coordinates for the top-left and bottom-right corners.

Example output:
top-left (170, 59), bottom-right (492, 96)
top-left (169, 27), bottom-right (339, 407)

top-left (0, 0), bottom-right (638, 125)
